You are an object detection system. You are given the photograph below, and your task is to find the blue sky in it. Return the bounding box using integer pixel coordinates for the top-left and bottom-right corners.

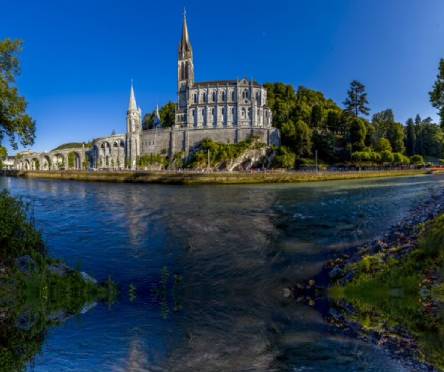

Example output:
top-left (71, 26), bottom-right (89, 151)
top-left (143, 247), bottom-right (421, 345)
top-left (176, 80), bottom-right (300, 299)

top-left (2, 0), bottom-right (444, 154)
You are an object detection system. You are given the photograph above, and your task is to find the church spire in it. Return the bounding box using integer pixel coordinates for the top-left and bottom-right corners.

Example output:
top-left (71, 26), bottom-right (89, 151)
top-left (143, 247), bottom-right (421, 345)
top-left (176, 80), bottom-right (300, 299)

top-left (179, 9), bottom-right (192, 59)
top-left (128, 80), bottom-right (137, 111)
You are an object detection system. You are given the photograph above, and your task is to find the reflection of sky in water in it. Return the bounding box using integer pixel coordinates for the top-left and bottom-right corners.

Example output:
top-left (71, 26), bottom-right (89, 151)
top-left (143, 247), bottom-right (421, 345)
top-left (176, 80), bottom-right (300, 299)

top-left (1, 175), bottom-right (442, 371)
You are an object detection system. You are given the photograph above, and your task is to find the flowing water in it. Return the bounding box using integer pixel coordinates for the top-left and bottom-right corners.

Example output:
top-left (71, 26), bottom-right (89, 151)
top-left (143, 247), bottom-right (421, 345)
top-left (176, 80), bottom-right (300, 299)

top-left (2, 175), bottom-right (444, 371)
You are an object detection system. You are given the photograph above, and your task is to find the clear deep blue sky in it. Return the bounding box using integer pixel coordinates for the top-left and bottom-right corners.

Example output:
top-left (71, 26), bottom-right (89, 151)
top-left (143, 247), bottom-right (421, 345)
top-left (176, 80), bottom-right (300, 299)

top-left (2, 0), bottom-right (444, 154)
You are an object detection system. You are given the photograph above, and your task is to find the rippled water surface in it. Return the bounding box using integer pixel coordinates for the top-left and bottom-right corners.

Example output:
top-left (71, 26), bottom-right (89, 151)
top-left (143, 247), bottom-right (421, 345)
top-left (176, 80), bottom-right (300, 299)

top-left (2, 175), bottom-right (444, 371)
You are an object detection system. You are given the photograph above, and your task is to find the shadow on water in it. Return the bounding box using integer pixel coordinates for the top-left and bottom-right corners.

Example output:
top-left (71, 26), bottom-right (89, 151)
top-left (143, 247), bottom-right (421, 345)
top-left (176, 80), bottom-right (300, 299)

top-left (1, 175), bottom-right (444, 371)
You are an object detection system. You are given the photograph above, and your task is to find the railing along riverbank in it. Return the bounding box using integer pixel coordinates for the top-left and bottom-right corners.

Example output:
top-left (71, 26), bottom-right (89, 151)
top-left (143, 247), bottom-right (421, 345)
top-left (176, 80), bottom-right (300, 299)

top-left (0, 168), bottom-right (434, 185)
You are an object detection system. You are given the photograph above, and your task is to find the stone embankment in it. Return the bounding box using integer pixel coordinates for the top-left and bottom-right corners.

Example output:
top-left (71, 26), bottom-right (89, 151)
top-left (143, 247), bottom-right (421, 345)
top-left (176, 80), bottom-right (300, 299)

top-left (0, 168), bottom-right (430, 185)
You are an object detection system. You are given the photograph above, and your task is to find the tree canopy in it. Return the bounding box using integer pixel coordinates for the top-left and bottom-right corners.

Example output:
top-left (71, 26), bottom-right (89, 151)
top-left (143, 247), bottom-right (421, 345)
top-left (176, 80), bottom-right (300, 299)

top-left (143, 102), bottom-right (176, 129)
top-left (0, 39), bottom-right (35, 149)
top-left (430, 58), bottom-right (444, 128)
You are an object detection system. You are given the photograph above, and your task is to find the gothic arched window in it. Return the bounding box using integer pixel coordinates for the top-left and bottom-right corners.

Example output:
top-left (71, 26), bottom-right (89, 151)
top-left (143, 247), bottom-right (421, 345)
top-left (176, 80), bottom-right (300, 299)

top-left (212, 91), bottom-right (216, 102)
top-left (242, 108), bottom-right (246, 118)
top-left (221, 91), bottom-right (226, 102)
top-left (202, 93), bottom-right (206, 102)
top-left (231, 91), bottom-right (235, 101)
top-left (193, 93), bottom-right (197, 103)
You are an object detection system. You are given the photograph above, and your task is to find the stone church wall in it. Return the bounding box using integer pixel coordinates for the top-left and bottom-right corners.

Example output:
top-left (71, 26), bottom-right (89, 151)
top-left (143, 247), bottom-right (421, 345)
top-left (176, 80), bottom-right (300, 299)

top-left (140, 127), bottom-right (280, 158)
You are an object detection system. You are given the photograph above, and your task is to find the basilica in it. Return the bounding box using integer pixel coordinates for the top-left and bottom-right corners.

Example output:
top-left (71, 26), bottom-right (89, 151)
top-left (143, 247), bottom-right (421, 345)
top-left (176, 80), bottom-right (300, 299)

top-left (16, 14), bottom-right (280, 171)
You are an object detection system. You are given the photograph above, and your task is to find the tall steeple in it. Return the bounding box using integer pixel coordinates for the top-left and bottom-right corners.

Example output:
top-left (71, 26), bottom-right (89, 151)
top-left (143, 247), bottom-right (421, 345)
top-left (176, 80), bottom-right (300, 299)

top-left (179, 9), bottom-right (193, 59)
top-left (128, 80), bottom-right (138, 111)
top-left (177, 10), bottom-right (195, 127)
top-left (126, 80), bottom-right (142, 170)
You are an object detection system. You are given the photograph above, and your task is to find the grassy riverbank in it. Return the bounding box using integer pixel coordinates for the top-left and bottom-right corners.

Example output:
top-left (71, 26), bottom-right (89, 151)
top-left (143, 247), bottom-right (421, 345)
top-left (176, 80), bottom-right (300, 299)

top-left (1, 168), bottom-right (430, 185)
top-left (0, 190), bottom-right (117, 371)
top-left (330, 214), bottom-right (444, 370)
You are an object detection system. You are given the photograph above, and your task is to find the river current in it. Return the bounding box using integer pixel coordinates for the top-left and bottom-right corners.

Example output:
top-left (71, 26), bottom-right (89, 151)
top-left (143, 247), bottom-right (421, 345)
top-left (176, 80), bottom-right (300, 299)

top-left (2, 175), bottom-right (444, 371)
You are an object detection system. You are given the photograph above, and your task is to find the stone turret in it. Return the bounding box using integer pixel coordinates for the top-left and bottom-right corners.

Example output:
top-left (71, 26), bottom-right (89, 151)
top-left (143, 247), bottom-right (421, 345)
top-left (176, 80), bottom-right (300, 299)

top-left (126, 81), bottom-right (142, 169)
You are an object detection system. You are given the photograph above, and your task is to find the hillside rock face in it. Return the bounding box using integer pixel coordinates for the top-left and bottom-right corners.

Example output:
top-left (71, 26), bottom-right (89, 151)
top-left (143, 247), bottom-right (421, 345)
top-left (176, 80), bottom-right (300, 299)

top-left (224, 147), bottom-right (269, 171)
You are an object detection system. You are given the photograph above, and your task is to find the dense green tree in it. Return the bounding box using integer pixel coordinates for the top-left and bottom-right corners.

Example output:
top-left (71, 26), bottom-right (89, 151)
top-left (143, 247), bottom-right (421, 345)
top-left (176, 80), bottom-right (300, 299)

top-left (343, 80), bottom-right (370, 117)
top-left (0, 39), bottom-right (35, 149)
top-left (263, 83), bottom-right (297, 130)
top-left (381, 150), bottom-right (394, 164)
top-left (142, 102), bottom-right (176, 129)
top-left (349, 117), bottom-right (367, 151)
top-left (386, 122), bottom-right (405, 153)
top-left (281, 119), bottom-right (312, 157)
top-left (375, 138), bottom-right (392, 152)
top-left (429, 58), bottom-right (444, 128)
top-left (410, 154), bottom-right (425, 165)
top-left (393, 152), bottom-right (410, 165)
top-left (405, 118), bottom-right (416, 156)
top-left (411, 116), bottom-right (444, 159)
top-left (272, 146), bottom-right (296, 169)
top-left (310, 104), bottom-right (323, 128)
top-left (371, 109), bottom-right (405, 153)
top-left (312, 130), bottom-right (337, 163)
top-left (0, 146), bottom-right (6, 169)
top-left (326, 110), bottom-right (340, 133)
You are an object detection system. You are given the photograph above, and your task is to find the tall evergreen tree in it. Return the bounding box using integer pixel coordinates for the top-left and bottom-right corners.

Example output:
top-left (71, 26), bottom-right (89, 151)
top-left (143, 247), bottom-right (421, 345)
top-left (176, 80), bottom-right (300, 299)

top-left (405, 118), bottom-right (416, 156)
top-left (343, 80), bottom-right (370, 117)
top-left (429, 58), bottom-right (444, 128)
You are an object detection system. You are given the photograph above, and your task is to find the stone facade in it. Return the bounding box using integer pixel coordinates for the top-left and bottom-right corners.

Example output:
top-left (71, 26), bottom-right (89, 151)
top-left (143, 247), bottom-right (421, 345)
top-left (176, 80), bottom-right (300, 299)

top-left (15, 13), bottom-right (280, 171)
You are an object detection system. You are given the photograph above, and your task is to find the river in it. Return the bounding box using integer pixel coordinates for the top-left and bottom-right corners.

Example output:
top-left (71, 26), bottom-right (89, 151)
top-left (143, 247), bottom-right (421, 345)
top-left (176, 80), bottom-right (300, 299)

top-left (2, 175), bottom-right (444, 371)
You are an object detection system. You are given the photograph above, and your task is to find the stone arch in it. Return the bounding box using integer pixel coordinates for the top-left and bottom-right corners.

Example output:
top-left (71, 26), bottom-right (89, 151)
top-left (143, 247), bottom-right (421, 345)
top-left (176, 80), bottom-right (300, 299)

top-left (52, 153), bottom-right (66, 170)
top-left (31, 157), bottom-right (40, 171)
top-left (67, 151), bottom-right (81, 170)
top-left (100, 141), bottom-right (111, 168)
top-left (23, 159), bottom-right (31, 171)
top-left (41, 155), bottom-right (51, 170)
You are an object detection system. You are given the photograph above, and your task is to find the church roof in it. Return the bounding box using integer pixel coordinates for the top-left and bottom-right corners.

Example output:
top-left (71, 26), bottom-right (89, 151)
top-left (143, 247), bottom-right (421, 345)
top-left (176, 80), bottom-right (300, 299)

top-left (194, 79), bottom-right (262, 88)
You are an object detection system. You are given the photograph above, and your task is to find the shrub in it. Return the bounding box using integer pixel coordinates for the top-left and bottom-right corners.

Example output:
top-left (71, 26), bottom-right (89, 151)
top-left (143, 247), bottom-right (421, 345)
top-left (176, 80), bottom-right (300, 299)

top-left (393, 152), bottom-right (410, 165)
top-left (0, 190), bottom-right (45, 263)
top-left (380, 150), bottom-right (394, 164)
top-left (410, 154), bottom-right (425, 165)
top-left (138, 154), bottom-right (168, 168)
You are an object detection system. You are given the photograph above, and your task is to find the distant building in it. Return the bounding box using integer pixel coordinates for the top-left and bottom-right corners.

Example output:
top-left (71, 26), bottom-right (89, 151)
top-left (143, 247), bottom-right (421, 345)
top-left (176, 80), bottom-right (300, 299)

top-left (2, 156), bottom-right (15, 170)
top-left (15, 13), bottom-right (280, 171)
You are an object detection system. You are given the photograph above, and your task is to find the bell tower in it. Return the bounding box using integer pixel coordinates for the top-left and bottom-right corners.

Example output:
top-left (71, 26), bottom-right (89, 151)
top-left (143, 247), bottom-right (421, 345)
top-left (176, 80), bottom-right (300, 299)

top-left (176, 10), bottom-right (194, 126)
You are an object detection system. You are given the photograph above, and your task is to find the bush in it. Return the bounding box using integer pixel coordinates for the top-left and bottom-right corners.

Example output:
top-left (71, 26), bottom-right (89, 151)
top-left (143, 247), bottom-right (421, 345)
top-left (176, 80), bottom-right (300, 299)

top-left (0, 190), bottom-right (45, 263)
top-left (380, 150), bottom-right (394, 164)
top-left (410, 154), bottom-right (425, 165)
top-left (138, 154), bottom-right (168, 168)
top-left (393, 152), bottom-right (410, 165)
